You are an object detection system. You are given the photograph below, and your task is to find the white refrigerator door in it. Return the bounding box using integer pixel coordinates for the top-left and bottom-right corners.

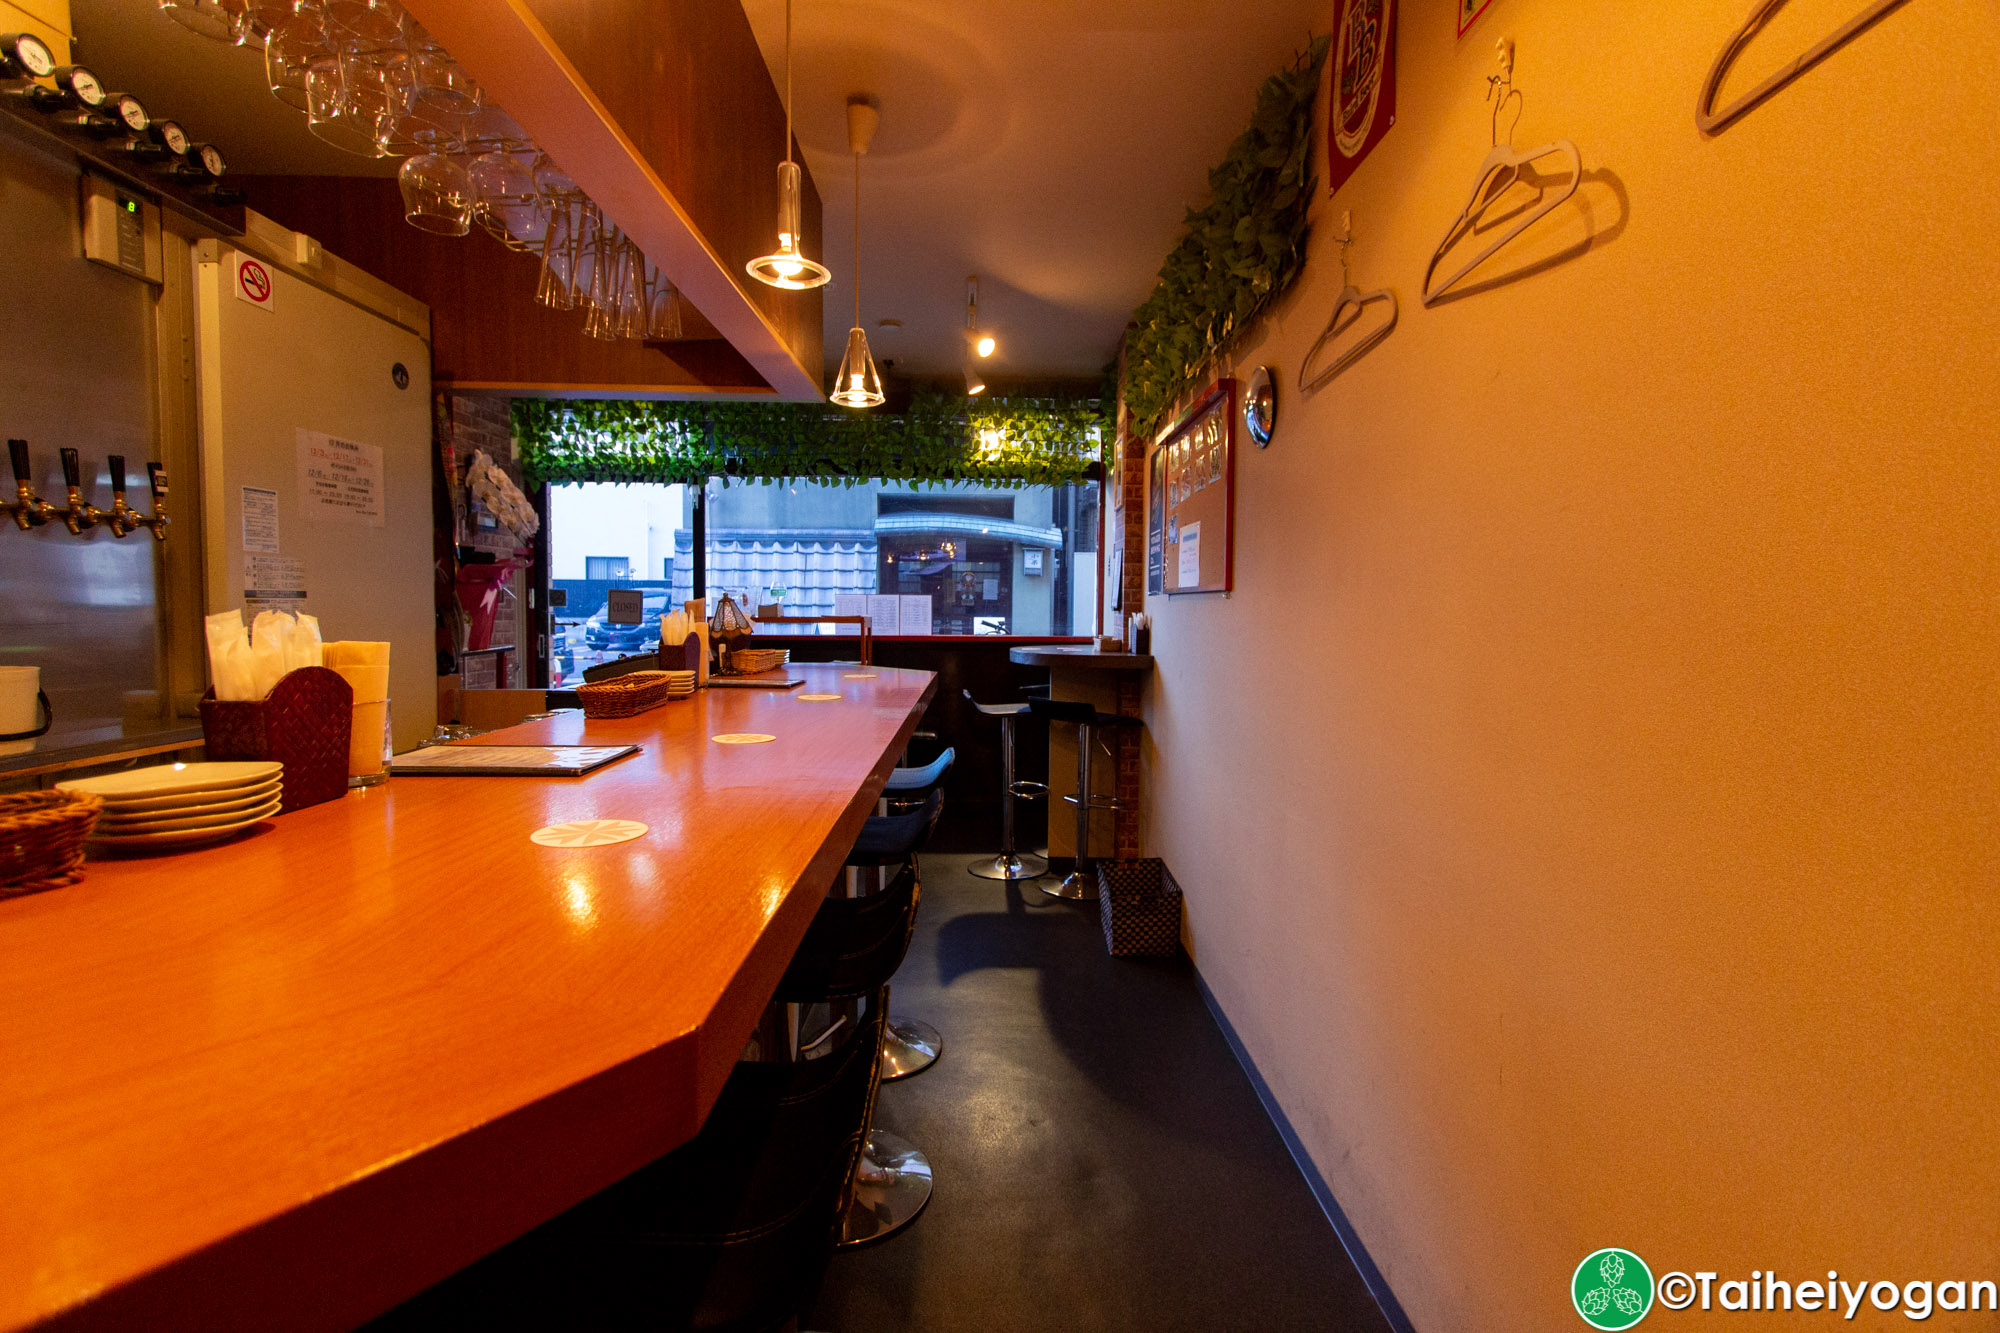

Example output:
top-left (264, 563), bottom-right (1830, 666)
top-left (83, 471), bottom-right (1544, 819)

top-left (196, 247), bottom-right (437, 750)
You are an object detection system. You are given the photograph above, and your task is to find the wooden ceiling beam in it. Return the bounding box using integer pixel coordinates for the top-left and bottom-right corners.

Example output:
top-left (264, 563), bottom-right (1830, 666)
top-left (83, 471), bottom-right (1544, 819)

top-left (401, 0), bottom-right (825, 401)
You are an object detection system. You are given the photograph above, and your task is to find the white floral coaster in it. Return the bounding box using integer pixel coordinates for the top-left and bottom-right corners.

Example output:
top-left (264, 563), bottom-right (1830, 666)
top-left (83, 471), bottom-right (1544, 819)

top-left (530, 819), bottom-right (649, 848)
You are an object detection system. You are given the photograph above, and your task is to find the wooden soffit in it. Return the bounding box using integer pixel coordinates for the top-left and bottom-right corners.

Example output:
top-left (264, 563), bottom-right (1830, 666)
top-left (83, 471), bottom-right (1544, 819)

top-left (400, 0), bottom-right (825, 401)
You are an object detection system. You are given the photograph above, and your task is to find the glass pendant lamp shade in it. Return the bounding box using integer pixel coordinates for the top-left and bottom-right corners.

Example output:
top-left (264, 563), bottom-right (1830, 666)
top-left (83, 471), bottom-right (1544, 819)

top-left (746, 0), bottom-right (830, 290)
top-left (831, 326), bottom-right (884, 408)
top-left (747, 161), bottom-right (831, 289)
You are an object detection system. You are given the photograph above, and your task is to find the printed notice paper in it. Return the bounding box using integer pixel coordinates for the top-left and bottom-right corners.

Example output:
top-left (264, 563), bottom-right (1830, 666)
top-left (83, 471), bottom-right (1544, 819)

top-left (241, 487), bottom-right (279, 554)
top-left (865, 594), bottom-right (901, 636)
top-left (296, 429), bottom-right (385, 526)
top-left (1178, 521), bottom-right (1201, 587)
top-left (898, 594), bottom-right (933, 637)
top-left (244, 554), bottom-right (306, 614)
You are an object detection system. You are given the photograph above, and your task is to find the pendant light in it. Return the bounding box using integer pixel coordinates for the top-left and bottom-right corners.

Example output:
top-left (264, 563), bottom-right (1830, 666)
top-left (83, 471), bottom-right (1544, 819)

top-left (964, 274), bottom-right (994, 396)
top-left (746, 0), bottom-right (831, 289)
top-left (830, 94), bottom-right (884, 409)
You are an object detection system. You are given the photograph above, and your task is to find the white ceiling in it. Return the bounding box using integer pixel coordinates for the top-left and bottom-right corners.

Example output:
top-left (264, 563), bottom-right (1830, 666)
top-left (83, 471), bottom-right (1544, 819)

top-left (741, 0), bottom-right (1329, 381)
top-left (64, 0), bottom-right (1330, 385)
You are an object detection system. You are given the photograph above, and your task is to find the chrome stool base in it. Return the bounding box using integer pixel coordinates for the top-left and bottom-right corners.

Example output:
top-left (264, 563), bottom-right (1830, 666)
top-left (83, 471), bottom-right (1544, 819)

top-left (880, 1017), bottom-right (941, 1080)
top-left (1040, 868), bottom-right (1099, 902)
top-left (969, 851), bottom-right (1048, 881)
top-left (839, 1129), bottom-right (933, 1246)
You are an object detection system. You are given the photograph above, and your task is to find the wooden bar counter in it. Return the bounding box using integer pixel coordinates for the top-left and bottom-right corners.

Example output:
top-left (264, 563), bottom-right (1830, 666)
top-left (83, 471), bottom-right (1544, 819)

top-left (0, 664), bottom-right (936, 1333)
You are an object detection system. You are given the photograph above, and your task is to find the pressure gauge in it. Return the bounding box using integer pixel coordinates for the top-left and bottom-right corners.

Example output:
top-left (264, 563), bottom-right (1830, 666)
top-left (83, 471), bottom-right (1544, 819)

top-left (113, 93), bottom-right (148, 134)
top-left (1, 31), bottom-right (55, 79)
top-left (195, 143), bottom-right (226, 179)
top-left (150, 119), bottom-right (190, 156)
top-left (51, 64), bottom-right (105, 107)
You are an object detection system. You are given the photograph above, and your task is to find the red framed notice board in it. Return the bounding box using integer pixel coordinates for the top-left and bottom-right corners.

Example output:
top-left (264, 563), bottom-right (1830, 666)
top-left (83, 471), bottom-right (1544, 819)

top-left (1147, 381), bottom-right (1235, 596)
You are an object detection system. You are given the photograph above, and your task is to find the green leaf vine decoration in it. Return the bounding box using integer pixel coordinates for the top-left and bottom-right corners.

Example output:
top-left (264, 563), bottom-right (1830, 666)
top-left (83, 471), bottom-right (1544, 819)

top-left (512, 388), bottom-right (1106, 489)
top-left (1123, 34), bottom-right (1329, 442)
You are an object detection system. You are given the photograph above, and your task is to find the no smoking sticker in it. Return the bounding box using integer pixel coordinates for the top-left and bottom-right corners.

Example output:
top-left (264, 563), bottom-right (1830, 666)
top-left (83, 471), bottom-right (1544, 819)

top-left (234, 255), bottom-right (274, 311)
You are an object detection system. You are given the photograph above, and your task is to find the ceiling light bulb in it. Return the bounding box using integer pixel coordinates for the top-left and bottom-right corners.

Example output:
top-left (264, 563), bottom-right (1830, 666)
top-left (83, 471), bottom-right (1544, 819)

top-left (976, 335), bottom-right (996, 359)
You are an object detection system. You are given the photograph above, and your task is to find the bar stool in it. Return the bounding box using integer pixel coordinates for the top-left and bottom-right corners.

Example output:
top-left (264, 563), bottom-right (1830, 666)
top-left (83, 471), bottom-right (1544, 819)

top-left (867, 747), bottom-right (954, 1080)
top-left (363, 990), bottom-right (887, 1332)
top-left (828, 788), bottom-right (944, 1245)
top-left (1028, 699), bottom-right (1137, 902)
top-left (879, 745), bottom-right (954, 815)
top-left (962, 689), bottom-right (1048, 881)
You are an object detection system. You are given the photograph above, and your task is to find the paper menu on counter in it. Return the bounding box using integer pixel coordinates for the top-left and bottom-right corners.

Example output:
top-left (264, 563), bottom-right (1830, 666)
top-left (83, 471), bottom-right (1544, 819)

top-left (865, 594), bottom-right (901, 636)
top-left (833, 593), bottom-right (867, 625)
top-left (898, 595), bottom-right (933, 637)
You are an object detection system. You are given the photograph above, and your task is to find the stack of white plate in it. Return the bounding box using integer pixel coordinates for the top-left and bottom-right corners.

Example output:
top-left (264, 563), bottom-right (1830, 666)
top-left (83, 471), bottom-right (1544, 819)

top-left (57, 762), bottom-right (284, 850)
top-left (662, 670), bottom-right (696, 698)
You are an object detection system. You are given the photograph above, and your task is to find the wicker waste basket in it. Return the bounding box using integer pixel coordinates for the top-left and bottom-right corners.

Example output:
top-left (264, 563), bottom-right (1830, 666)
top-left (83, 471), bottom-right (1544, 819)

top-left (1096, 858), bottom-right (1184, 958)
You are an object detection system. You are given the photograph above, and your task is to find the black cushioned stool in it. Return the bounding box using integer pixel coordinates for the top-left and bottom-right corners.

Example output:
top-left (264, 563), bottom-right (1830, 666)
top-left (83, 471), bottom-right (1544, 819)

top-left (363, 991), bottom-right (888, 1333)
top-left (867, 749), bottom-right (954, 1080)
top-left (831, 788), bottom-right (944, 1244)
top-left (1028, 698), bottom-right (1138, 901)
top-left (962, 689), bottom-right (1048, 881)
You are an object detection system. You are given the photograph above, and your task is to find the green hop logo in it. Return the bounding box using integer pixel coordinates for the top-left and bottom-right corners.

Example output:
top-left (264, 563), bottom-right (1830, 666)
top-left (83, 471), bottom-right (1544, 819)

top-left (1571, 1248), bottom-right (1654, 1329)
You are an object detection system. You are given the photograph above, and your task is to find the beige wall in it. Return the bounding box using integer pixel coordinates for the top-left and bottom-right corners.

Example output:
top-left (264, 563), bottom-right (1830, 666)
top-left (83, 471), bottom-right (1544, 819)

top-left (1138, 1), bottom-right (1999, 1329)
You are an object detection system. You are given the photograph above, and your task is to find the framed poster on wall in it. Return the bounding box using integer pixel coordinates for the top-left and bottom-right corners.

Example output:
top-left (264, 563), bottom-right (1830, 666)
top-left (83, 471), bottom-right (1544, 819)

top-left (1327, 0), bottom-right (1396, 198)
top-left (1146, 381), bottom-right (1235, 596)
top-left (1458, 0), bottom-right (1496, 36)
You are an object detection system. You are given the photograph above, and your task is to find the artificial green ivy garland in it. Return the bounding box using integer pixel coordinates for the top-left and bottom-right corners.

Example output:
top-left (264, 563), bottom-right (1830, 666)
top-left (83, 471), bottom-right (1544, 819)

top-left (1123, 35), bottom-right (1329, 441)
top-left (513, 388), bottom-right (1106, 489)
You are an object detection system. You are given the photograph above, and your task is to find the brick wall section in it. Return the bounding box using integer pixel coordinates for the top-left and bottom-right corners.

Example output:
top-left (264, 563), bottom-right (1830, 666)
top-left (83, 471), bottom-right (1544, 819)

top-left (1111, 390), bottom-right (1149, 859)
top-left (436, 391), bottom-right (530, 689)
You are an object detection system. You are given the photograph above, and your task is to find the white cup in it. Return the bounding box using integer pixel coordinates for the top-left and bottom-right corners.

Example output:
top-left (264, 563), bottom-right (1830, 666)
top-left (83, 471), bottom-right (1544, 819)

top-left (0, 666), bottom-right (43, 737)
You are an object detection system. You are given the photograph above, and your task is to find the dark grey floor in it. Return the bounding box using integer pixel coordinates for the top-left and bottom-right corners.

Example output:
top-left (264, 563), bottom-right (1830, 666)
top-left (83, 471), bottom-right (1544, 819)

top-left (809, 858), bottom-right (1391, 1333)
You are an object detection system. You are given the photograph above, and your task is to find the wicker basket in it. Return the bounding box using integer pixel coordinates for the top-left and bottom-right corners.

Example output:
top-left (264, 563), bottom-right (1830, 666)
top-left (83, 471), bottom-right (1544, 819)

top-left (576, 670), bottom-right (680, 719)
top-left (720, 647), bottom-right (789, 676)
top-left (199, 666), bottom-right (352, 814)
top-left (1096, 858), bottom-right (1185, 958)
top-left (1, 790), bottom-right (104, 896)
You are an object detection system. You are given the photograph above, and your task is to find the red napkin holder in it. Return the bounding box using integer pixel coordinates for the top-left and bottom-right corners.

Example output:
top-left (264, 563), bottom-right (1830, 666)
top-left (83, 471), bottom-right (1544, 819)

top-left (199, 666), bottom-right (354, 814)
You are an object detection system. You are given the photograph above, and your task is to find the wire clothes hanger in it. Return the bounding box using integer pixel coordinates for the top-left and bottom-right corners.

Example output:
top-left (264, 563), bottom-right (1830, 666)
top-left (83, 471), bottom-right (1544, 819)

top-left (1298, 213), bottom-right (1398, 393)
top-left (1420, 41), bottom-right (1582, 307)
top-left (1696, 0), bottom-right (1913, 135)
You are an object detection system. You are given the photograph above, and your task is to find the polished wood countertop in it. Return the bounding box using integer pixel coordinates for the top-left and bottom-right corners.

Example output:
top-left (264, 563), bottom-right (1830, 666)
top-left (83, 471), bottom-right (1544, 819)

top-left (0, 665), bottom-right (936, 1333)
top-left (1007, 643), bottom-right (1154, 670)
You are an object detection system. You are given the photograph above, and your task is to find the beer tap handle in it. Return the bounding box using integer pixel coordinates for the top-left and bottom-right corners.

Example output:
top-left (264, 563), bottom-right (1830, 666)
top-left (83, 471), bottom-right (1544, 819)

top-left (6, 439), bottom-right (47, 530)
top-left (57, 448), bottom-right (98, 533)
top-left (106, 454), bottom-right (133, 536)
top-left (142, 462), bottom-right (170, 541)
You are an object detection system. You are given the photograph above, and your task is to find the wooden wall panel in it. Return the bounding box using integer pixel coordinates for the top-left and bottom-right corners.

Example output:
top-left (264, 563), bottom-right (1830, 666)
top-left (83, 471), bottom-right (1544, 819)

top-left (524, 0), bottom-right (823, 379)
top-left (241, 176), bottom-right (770, 394)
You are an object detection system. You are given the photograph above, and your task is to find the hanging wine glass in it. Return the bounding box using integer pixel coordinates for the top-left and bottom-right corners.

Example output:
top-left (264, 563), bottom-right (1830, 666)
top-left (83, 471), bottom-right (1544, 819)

top-left (644, 263), bottom-right (684, 341)
top-left (304, 51), bottom-right (386, 157)
top-left (158, 0), bottom-right (249, 44)
top-left (612, 237), bottom-right (646, 339)
top-left (399, 150), bottom-right (473, 235)
top-left (535, 189), bottom-right (584, 309)
top-left (323, 0), bottom-right (403, 45)
top-left (468, 151), bottom-right (542, 250)
top-left (337, 36), bottom-right (415, 152)
top-left (264, 7), bottom-right (328, 110)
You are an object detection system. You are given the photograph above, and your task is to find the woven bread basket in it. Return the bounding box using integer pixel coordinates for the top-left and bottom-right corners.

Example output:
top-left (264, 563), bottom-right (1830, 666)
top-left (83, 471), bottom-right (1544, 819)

top-left (576, 670), bottom-right (680, 719)
top-left (0, 790), bottom-right (104, 897)
top-left (720, 647), bottom-right (789, 676)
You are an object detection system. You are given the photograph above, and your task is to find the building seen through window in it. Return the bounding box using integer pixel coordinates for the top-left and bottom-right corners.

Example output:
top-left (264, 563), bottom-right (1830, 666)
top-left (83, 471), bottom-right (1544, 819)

top-left (547, 478), bottom-right (1098, 682)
